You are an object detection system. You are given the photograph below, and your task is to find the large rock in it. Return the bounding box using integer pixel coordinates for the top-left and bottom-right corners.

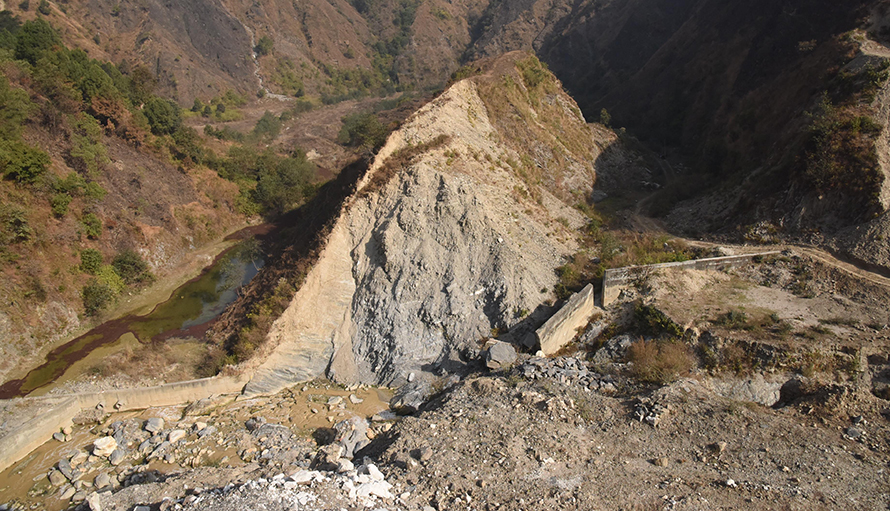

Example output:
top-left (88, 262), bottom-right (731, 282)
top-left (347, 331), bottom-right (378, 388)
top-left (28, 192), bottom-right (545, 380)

top-left (92, 437), bottom-right (118, 457)
top-left (144, 418), bottom-right (164, 433)
top-left (333, 417), bottom-right (370, 459)
top-left (390, 380), bottom-right (433, 415)
top-left (485, 341), bottom-right (517, 369)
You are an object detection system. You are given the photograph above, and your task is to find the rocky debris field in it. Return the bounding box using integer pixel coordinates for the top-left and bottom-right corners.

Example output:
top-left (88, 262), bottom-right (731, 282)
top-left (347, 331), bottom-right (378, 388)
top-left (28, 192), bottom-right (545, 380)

top-left (375, 368), bottom-right (889, 511)
top-left (10, 342), bottom-right (885, 511)
top-left (4, 252), bottom-right (890, 511)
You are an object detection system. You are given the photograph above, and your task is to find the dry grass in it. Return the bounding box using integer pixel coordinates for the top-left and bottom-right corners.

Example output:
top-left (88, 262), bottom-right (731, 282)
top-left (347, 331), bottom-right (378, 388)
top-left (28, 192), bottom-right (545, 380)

top-left (627, 339), bottom-right (695, 384)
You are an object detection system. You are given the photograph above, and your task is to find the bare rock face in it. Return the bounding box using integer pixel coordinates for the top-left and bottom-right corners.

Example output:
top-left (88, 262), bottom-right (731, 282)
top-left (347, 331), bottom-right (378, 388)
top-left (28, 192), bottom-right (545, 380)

top-left (244, 54), bottom-right (601, 395)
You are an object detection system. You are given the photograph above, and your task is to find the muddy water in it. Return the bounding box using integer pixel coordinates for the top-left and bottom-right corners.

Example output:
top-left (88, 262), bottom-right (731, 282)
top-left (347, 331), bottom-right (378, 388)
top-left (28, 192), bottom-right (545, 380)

top-left (0, 240), bottom-right (265, 399)
top-left (0, 383), bottom-right (393, 511)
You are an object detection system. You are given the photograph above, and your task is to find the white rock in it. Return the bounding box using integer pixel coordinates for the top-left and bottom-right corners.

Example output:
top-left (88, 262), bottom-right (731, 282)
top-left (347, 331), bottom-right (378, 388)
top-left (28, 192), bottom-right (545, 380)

top-left (356, 480), bottom-right (394, 499)
top-left (288, 470), bottom-right (319, 484)
top-left (168, 429), bottom-right (187, 443)
top-left (336, 458), bottom-right (355, 473)
top-left (70, 451), bottom-right (87, 467)
top-left (365, 464), bottom-right (385, 481)
top-left (92, 437), bottom-right (117, 457)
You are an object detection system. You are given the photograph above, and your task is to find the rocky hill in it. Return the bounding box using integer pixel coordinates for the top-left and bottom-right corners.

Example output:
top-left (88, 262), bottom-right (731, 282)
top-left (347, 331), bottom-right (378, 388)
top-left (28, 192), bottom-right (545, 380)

top-left (237, 53), bottom-right (601, 395)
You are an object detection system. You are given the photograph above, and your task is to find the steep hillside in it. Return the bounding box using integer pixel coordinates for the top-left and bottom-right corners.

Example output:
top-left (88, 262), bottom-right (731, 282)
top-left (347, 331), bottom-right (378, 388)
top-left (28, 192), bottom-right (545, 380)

top-left (0, 16), bottom-right (253, 384)
top-left (214, 53), bottom-right (601, 395)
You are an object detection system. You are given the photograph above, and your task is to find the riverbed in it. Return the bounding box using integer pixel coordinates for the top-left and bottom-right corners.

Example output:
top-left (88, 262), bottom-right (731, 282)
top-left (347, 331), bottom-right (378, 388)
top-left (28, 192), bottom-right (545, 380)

top-left (0, 228), bottom-right (268, 399)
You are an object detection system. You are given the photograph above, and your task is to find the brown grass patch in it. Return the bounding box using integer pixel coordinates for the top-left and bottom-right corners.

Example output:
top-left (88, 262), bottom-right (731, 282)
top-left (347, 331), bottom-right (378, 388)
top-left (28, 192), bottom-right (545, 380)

top-left (627, 339), bottom-right (695, 384)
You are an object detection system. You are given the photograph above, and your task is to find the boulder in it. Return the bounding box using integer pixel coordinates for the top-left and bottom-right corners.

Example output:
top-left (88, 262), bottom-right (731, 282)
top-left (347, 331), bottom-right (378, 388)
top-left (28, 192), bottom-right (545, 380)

top-left (94, 472), bottom-right (112, 490)
top-left (168, 429), bottom-right (186, 443)
top-left (390, 380), bottom-right (432, 415)
top-left (485, 341), bottom-right (517, 370)
top-left (48, 469), bottom-right (67, 486)
top-left (92, 437), bottom-right (117, 457)
top-left (144, 418), bottom-right (165, 433)
top-left (333, 417), bottom-right (370, 459)
top-left (109, 449), bottom-right (126, 466)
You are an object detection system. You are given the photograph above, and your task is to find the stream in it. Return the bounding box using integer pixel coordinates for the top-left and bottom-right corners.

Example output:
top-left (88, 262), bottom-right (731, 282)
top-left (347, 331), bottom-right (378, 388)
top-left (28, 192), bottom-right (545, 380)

top-left (0, 238), bottom-right (265, 399)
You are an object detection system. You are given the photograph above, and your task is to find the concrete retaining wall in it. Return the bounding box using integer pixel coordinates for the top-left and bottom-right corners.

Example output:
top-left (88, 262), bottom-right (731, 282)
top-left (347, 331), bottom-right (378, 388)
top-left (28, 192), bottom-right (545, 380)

top-left (536, 283), bottom-right (600, 355)
top-left (602, 251), bottom-right (780, 306)
top-left (0, 375), bottom-right (248, 473)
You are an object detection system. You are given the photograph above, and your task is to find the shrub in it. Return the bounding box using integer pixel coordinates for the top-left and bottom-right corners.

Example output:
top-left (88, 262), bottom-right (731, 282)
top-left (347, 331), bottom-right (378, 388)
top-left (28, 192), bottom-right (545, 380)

top-left (80, 212), bottom-right (102, 239)
top-left (81, 278), bottom-right (114, 315)
top-left (252, 111), bottom-right (281, 140)
top-left (337, 112), bottom-right (388, 149)
top-left (112, 249), bottom-right (152, 284)
top-left (50, 192), bottom-right (72, 217)
top-left (79, 248), bottom-right (102, 274)
top-left (628, 339), bottom-right (694, 384)
top-left (142, 97), bottom-right (182, 135)
top-left (516, 55), bottom-right (550, 89)
top-left (0, 204), bottom-right (31, 243)
top-left (634, 302), bottom-right (683, 338)
top-left (255, 36), bottom-right (274, 56)
top-left (37, 0), bottom-right (50, 15)
top-left (96, 264), bottom-right (125, 294)
top-left (0, 140), bottom-right (50, 183)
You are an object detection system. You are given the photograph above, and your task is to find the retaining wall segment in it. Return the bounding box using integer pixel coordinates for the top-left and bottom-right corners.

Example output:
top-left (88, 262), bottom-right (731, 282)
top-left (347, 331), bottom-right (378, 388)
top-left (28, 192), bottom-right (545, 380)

top-left (602, 251), bottom-right (781, 306)
top-left (536, 283), bottom-right (600, 355)
top-left (0, 375), bottom-right (248, 473)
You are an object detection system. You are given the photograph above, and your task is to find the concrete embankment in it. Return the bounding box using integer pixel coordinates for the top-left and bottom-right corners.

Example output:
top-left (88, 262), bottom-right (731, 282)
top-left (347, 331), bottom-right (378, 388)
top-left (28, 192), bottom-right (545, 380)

top-left (0, 375), bottom-right (247, 473)
top-left (602, 252), bottom-right (781, 306)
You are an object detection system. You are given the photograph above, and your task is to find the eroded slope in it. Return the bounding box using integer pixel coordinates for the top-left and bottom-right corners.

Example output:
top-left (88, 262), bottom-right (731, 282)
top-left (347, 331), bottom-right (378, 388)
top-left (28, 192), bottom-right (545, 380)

top-left (243, 53), bottom-right (600, 395)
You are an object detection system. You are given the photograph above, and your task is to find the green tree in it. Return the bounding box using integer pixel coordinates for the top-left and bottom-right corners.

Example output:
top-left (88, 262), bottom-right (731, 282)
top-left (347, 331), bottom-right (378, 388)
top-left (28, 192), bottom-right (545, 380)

top-left (142, 96), bottom-right (181, 135)
top-left (37, 0), bottom-right (50, 15)
top-left (0, 75), bottom-right (34, 140)
top-left (68, 112), bottom-right (109, 176)
top-left (50, 192), bottom-right (72, 217)
top-left (81, 278), bottom-right (114, 315)
top-left (127, 65), bottom-right (156, 105)
top-left (253, 153), bottom-right (314, 214)
top-left (255, 36), bottom-right (274, 56)
top-left (112, 249), bottom-right (152, 284)
top-left (599, 108), bottom-right (611, 127)
top-left (79, 248), bottom-right (102, 274)
top-left (338, 112), bottom-right (387, 149)
top-left (0, 204), bottom-right (31, 243)
top-left (0, 11), bottom-right (22, 51)
top-left (0, 139), bottom-right (50, 183)
top-left (14, 18), bottom-right (60, 64)
top-left (252, 111), bottom-right (281, 140)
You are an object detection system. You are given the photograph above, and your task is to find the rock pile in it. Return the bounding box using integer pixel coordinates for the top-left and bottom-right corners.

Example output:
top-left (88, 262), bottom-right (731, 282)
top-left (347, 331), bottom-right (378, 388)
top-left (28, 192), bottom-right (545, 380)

top-left (518, 356), bottom-right (620, 393)
top-left (170, 460), bottom-right (399, 510)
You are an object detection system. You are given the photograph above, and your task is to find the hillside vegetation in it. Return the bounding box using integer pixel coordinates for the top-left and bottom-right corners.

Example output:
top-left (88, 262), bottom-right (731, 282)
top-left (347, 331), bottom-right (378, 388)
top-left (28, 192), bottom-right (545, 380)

top-left (0, 13), bottom-right (329, 384)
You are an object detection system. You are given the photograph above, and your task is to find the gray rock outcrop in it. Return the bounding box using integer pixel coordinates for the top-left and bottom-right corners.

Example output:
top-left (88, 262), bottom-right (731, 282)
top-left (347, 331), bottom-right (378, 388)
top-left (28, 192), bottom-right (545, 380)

top-left (244, 59), bottom-right (599, 395)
